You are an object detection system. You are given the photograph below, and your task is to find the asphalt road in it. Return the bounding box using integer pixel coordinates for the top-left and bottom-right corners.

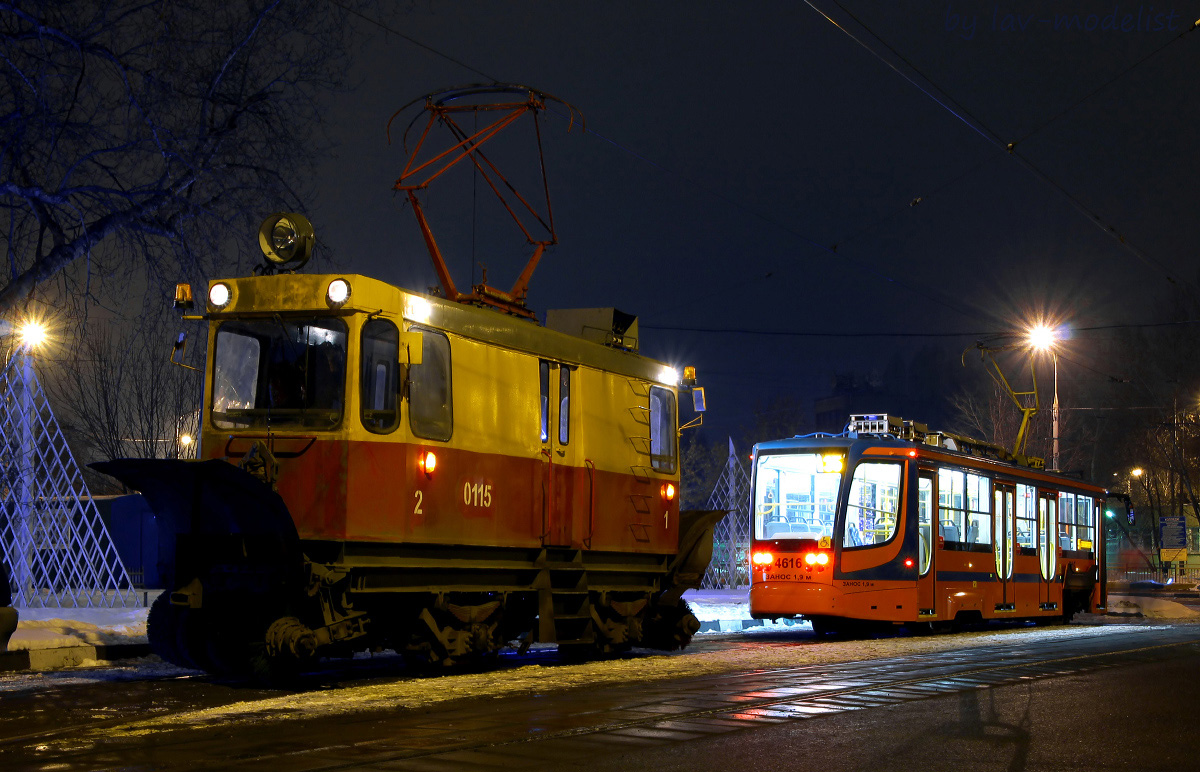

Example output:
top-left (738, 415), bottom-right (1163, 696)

top-left (2, 622), bottom-right (1197, 771)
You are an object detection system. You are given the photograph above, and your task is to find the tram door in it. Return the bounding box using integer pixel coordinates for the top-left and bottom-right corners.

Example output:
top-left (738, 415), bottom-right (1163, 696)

top-left (993, 484), bottom-right (1016, 607)
top-left (1037, 490), bottom-right (1059, 608)
top-left (917, 471), bottom-right (937, 613)
top-left (539, 361), bottom-right (577, 546)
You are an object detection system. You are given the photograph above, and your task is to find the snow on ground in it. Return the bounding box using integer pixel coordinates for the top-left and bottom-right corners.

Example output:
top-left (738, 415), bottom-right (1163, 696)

top-left (683, 588), bottom-right (751, 621)
top-left (6, 607), bottom-right (148, 650)
top-left (1106, 594), bottom-right (1200, 619)
top-left (6, 590), bottom-right (1200, 747)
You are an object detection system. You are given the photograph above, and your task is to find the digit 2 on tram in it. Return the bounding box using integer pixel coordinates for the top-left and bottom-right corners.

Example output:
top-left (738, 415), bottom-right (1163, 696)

top-left (749, 414), bottom-right (1107, 634)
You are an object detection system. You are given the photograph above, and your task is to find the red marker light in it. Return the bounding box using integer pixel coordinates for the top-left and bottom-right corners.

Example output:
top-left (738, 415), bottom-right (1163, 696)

top-left (752, 551), bottom-right (773, 566)
top-left (804, 552), bottom-right (818, 566)
top-left (419, 450), bottom-right (437, 476)
top-left (907, 449), bottom-right (917, 458)
top-left (904, 557), bottom-right (914, 568)
top-left (816, 552), bottom-right (829, 566)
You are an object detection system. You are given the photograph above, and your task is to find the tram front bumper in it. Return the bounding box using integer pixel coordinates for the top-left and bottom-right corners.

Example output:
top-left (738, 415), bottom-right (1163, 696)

top-left (750, 582), bottom-right (835, 619)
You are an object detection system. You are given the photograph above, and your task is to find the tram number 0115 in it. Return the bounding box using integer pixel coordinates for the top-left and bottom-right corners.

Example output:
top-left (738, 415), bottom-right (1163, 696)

top-left (463, 481), bottom-right (493, 508)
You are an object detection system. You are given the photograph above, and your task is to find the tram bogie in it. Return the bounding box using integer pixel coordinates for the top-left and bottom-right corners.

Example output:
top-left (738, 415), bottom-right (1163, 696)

top-left (749, 415), bottom-right (1107, 633)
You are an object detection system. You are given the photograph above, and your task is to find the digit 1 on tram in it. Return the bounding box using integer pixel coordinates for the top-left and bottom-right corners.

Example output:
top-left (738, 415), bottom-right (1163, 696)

top-left (748, 414), bottom-right (1107, 635)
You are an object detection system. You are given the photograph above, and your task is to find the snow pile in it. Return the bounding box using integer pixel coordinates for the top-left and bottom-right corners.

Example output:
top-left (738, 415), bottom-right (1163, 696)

top-left (682, 588), bottom-right (750, 622)
top-left (1106, 594), bottom-right (1200, 619)
top-left (7, 607), bottom-right (148, 651)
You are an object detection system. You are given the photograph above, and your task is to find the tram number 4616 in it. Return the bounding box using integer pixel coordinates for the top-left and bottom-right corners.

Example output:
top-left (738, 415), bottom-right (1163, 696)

top-left (464, 481), bottom-right (493, 508)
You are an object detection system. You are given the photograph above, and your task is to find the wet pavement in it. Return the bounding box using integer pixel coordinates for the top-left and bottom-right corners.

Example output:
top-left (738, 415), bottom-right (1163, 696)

top-left (2, 622), bottom-right (1198, 770)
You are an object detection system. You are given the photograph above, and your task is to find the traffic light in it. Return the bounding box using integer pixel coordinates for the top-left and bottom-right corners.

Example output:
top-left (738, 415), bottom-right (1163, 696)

top-left (1127, 506), bottom-right (1136, 526)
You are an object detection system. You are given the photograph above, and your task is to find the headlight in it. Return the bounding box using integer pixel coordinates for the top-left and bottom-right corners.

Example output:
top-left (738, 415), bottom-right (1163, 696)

top-left (657, 366), bottom-right (678, 385)
top-left (209, 283), bottom-right (231, 309)
top-left (327, 278), bottom-right (351, 307)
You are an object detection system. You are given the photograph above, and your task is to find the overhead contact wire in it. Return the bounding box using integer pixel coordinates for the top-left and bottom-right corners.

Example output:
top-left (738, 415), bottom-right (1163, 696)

top-left (814, 0), bottom-right (1200, 292)
top-left (328, 1), bottom-right (983, 323)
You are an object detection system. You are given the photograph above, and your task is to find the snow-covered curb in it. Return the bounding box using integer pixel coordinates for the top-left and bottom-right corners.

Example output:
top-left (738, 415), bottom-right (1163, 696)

top-left (7, 607), bottom-right (148, 651)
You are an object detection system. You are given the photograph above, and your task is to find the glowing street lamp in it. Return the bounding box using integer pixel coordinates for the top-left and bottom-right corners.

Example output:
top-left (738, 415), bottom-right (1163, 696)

top-left (1028, 324), bottom-right (1062, 472)
top-left (17, 321), bottom-right (47, 350)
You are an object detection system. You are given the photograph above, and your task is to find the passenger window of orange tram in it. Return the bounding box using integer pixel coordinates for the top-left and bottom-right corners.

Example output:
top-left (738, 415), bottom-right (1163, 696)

top-left (843, 462), bottom-right (902, 549)
top-left (937, 468), bottom-right (965, 545)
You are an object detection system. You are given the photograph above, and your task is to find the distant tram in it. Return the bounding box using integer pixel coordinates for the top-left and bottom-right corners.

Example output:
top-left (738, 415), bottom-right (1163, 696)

top-left (749, 414), bottom-right (1107, 633)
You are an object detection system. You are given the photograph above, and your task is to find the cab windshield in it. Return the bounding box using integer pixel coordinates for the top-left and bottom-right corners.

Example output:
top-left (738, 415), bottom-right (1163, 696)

top-left (754, 452), bottom-right (842, 540)
top-left (211, 317), bottom-right (347, 430)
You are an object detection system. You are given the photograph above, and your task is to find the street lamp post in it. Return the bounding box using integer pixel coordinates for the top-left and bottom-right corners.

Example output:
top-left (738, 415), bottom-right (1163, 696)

top-left (1028, 324), bottom-right (1062, 472)
top-left (4, 321), bottom-right (48, 604)
top-left (1051, 348), bottom-right (1059, 473)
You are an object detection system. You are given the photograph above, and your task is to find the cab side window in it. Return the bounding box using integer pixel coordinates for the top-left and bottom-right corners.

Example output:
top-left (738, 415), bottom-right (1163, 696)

top-left (361, 319), bottom-right (399, 433)
top-left (409, 328), bottom-right (452, 441)
top-left (649, 386), bottom-right (676, 473)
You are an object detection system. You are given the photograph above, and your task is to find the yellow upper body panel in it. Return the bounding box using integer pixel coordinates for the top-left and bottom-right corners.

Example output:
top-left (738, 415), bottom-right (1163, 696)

top-left (205, 274), bottom-right (674, 384)
top-left (199, 273), bottom-right (680, 480)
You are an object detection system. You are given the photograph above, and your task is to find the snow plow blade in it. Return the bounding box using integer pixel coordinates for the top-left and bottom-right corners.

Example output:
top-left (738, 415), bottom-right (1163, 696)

top-left (90, 458), bottom-right (298, 543)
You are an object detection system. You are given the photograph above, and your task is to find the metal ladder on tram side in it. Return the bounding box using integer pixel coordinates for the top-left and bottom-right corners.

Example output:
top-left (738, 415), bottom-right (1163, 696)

top-left (536, 549), bottom-right (595, 645)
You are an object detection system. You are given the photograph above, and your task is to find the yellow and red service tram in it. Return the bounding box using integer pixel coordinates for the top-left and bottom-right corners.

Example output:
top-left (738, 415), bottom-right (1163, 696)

top-left (749, 414), bottom-right (1107, 633)
top-left (96, 87), bottom-right (720, 675)
top-left (98, 265), bottom-right (717, 673)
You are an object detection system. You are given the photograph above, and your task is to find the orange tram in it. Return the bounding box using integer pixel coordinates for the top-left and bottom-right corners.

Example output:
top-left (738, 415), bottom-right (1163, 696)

top-left (749, 414), bottom-right (1108, 634)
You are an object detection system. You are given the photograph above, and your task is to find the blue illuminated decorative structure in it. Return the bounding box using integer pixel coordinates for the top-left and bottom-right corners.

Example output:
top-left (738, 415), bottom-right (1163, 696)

top-left (0, 329), bottom-right (138, 608)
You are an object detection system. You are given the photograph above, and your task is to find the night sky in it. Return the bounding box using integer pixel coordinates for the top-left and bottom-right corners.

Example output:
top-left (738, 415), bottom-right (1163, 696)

top-left (304, 1), bottom-right (1200, 439)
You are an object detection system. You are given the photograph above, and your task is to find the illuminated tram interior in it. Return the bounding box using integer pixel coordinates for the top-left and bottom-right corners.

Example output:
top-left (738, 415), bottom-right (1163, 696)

top-left (749, 414), bottom-right (1105, 631)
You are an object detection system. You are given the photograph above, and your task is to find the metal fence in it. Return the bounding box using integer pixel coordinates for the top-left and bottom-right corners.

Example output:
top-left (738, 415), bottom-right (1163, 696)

top-left (1108, 568), bottom-right (1200, 585)
top-left (701, 440), bottom-right (751, 589)
top-left (0, 352), bottom-right (139, 608)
